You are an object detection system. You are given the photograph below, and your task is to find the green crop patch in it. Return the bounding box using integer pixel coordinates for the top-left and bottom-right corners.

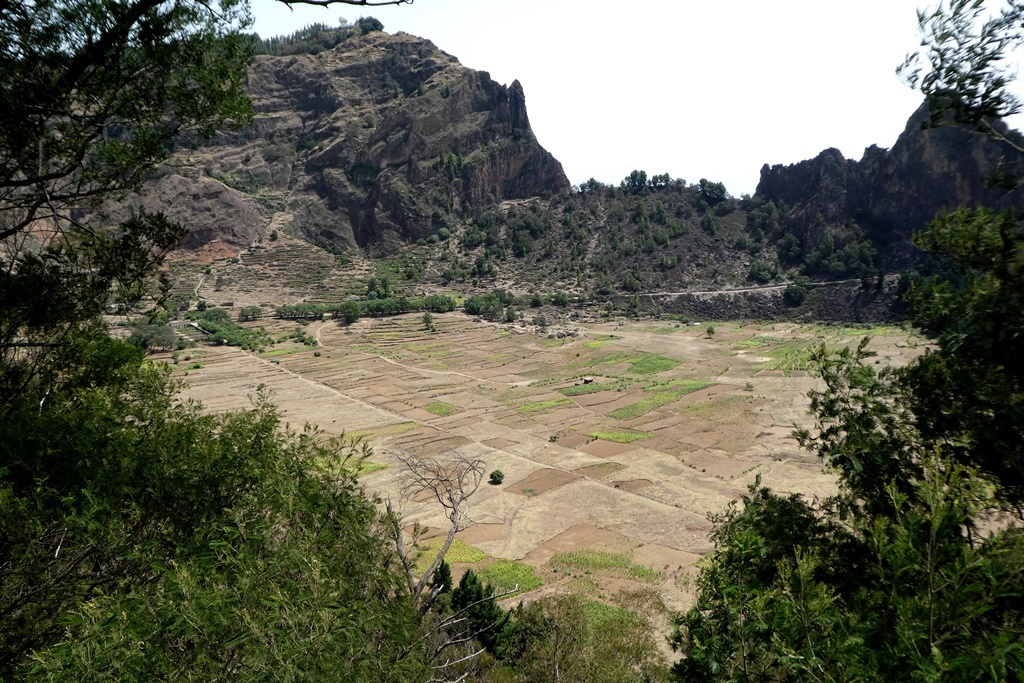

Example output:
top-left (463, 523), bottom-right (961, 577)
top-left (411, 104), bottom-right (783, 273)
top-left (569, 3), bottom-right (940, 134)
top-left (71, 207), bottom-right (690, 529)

top-left (582, 351), bottom-right (637, 368)
top-left (587, 430), bottom-right (654, 443)
top-left (517, 397), bottom-right (572, 413)
top-left (607, 380), bottom-right (713, 419)
top-left (550, 550), bottom-right (661, 583)
top-left (628, 354), bottom-right (680, 375)
top-left (539, 337), bottom-right (566, 347)
top-left (478, 559), bottom-right (543, 594)
top-left (425, 402), bottom-right (460, 417)
top-left (560, 381), bottom-right (622, 396)
top-left (411, 537), bottom-right (486, 575)
top-left (348, 422), bottom-right (418, 440)
top-left (758, 345), bottom-right (820, 376)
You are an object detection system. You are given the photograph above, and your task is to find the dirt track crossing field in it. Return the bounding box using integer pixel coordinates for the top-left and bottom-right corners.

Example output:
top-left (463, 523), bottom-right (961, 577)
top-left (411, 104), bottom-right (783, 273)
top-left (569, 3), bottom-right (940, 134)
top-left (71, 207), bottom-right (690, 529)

top-left (162, 314), bottom-right (921, 618)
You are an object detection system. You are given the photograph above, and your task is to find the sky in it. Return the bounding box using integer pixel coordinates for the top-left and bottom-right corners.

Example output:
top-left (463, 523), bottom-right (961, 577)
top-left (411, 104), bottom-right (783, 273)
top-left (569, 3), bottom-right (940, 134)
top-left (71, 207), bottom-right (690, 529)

top-left (248, 0), bottom-right (1022, 197)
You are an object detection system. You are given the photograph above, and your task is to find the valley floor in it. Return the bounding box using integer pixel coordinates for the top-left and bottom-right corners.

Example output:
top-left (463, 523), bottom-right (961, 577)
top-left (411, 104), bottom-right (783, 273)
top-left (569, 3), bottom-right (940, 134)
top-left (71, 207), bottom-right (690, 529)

top-left (158, 314), bottom-right (920, 639)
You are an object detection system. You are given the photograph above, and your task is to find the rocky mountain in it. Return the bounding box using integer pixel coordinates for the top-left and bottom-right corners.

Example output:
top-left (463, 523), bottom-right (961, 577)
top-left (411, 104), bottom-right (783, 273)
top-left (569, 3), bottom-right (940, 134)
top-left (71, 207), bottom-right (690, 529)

top-left (132, 25), bottom-right (1024, 323)
top-left (124, 27), bottom-right (568, 254)
top-left (756, 104), bottom-right (1024, 271)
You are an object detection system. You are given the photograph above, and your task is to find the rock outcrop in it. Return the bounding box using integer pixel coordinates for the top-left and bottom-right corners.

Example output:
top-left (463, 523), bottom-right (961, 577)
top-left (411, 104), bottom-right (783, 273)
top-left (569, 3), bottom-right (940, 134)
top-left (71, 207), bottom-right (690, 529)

top-left (127, 29), bottom-right (569, 253)
top-left (757, 103), bottom-right (1024, 267)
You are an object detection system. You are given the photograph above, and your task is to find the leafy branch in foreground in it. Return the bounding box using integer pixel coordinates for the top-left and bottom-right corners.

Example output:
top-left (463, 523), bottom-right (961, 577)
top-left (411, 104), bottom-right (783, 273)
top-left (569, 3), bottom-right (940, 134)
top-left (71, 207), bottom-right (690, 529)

top-left (672, 208), bottom-right (1024, 681)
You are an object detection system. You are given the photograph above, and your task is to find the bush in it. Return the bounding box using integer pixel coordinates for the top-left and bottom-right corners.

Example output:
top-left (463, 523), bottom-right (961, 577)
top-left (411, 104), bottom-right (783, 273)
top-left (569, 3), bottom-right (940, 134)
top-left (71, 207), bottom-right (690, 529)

top-left (783, 282), bottom-right (809, 306)
top-left (357, 16), bottom-right (383, 34)
top-left (488, 470), bottom-right (505, 485)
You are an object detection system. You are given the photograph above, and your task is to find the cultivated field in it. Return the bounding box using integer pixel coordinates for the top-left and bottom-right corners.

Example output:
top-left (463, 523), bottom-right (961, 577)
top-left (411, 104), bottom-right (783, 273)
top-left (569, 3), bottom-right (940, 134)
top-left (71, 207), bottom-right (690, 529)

top-left (159, 314), bottom-right (921, 627)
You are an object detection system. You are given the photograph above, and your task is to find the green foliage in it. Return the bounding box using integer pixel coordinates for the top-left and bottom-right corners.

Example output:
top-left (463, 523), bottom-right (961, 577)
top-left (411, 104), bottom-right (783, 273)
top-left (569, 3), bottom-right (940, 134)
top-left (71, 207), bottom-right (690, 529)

top-left (477, 559), bottom-right (542, 594)
top-left (628, 354), bottom-right (680, 374)
top-left (336, 299), bottom-right (362, 325)
top-left (587, 430), bottom-right (653, 444)
top-left (621, 169), bottom-right (649, 195)
top-left (904, 207), bottom-right (1024, 504)
top-left (189, 308), bottom-right (271, 351)
top-left (607, 381), bottom-right (712, 419)
top-left (489, 470), bottom-right (505, 485)
top-left (128, 322), bottom-right (176, 350)
top-left (254, 22), bottom-right (354, 56)
top-left (783, 279), bottom-right (810, 306)
top-left (0, 348), bottom-right (428, 680)
top-left (423, 294), bottom-right (457, 312)
top-left (496, 595), bottom-right (668, 682)
top-left (550, 550), bottom-right (661, 583)
top-left (464, 291), bottom-right (512, 321)
top-left (357, 16), bottom-right (384, 35)
top-left (899, 0), bottom-right (1024, 128)
top-left (517, 397), bottom-right (572, 413)
top-left (451, 569), bottom-right (509, 656)
top-left (238, 305), bottom-right (264, 321)
top-left (673, 209), bottom-right (1024, 681)
top-left (747, 259), bottom-right (775, 284)
top-left (425, 401), bottom-right (459, 417)
top-left (697, 178), bottom-right (730, 206)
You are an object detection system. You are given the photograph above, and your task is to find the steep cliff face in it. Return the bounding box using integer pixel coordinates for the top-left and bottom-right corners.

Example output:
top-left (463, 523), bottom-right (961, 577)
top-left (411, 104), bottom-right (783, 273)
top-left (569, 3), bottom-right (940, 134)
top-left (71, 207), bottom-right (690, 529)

top-left (130, 30), bottom-right (569, 252)
top-left (757, 103), bottom-right (1024, 267)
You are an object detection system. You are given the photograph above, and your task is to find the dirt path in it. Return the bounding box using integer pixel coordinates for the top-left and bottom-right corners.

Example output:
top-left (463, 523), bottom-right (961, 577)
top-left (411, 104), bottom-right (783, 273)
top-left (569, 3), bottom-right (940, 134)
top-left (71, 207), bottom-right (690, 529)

top-left (648, 278), bottom-right (866, 297)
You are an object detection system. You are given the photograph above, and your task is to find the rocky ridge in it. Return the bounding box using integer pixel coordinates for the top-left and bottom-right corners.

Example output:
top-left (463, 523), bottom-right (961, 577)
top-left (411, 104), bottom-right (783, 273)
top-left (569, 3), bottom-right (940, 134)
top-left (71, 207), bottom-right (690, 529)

top-left (125, 29), bottom-right (568, 253)
top-left (757, 104), bottom-right (1024, 269)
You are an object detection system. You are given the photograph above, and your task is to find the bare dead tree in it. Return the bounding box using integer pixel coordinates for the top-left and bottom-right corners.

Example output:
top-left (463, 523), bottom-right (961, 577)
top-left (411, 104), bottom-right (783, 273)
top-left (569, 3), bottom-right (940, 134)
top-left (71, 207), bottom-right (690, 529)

top-left (384, 452), bottom-right (484, 610)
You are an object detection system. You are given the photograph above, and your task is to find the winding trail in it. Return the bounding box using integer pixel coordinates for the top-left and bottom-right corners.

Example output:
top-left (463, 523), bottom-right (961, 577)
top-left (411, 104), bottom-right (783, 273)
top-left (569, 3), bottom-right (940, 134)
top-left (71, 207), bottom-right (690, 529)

top-left (645, 277), bottom-right (870, 297)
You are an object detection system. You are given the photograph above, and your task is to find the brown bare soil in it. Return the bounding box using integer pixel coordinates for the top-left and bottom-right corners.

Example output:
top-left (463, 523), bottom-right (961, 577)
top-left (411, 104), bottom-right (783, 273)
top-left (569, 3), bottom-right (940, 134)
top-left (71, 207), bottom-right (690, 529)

top-left (160, 314), bottom-right (921, 620)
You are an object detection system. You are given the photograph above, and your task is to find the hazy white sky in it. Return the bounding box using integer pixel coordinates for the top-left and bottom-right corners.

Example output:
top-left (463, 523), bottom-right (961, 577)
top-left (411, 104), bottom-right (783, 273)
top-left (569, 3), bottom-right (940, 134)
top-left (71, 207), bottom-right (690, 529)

top-left (248, 0), bottom-right (1020, 196)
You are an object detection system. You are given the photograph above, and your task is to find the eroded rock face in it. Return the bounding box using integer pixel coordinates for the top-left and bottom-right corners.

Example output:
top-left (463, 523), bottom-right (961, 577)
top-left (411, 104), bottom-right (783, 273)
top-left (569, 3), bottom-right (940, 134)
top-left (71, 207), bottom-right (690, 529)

top-left (757, 103), bottom-right (1024, 267)
top-left (137, 30), bottom-right (568, 253)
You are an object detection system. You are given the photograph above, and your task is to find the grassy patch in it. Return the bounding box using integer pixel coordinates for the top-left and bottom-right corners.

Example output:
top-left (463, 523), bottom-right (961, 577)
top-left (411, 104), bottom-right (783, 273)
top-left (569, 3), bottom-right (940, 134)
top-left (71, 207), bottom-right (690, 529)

top-left (607, 380), bottom-right (713, 420)
top-left (538, 337), bottom-right (566, 347)
top-left (550, 550), bottom-right (661, 583)
top-left (628, 354), bottom-right (680, 375)
top-left (355, 461), bottom-right (388, 475)
top-left (733, 336), bottom-right (787, 349)
top-left (582, 600), bottom-right (646, 627)
top-left (833, 325), bottom-right (903, 337)
top-left (425, 402), bottom-right (460, 417)
top-left (587, 430), bottom-right (654, 444)
top-left (411, 537), bottom-right (486, 575)
top-left (559, 381), bottom-right (622, 396)
top-left (517, 397), bottom-right (572, 413)
top-left (581, 340), bottom-right (611, 349)
top-left (348, 421), bottom-right (418, 440)
top-left (758, 345), bottom-right (819, 376)
top-left (528, 376), bottom-right (564, 387)
top-left (582, 351), bottom-right (637, 368)
top-left (478, 559), bottom-right (543, 594)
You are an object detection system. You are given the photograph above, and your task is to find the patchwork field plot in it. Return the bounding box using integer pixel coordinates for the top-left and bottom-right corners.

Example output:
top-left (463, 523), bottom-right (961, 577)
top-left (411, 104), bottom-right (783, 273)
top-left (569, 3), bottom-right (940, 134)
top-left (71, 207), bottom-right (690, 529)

top-left (163, 314), bottom-right (920, 616)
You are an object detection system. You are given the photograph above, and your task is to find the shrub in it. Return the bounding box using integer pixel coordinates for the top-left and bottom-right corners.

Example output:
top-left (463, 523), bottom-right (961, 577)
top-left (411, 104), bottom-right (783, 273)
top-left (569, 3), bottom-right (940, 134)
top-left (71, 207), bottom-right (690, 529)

top-left (489, 470), bottom-right (504, 485)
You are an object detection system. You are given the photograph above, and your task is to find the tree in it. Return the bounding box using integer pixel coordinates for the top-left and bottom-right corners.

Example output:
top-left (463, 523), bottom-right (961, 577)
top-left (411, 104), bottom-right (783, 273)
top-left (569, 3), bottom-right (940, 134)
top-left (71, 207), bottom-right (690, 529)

top-left (621, 169), bottom-right (648, 195)
top-left (357, 15), bottom-right (385, 34)
top-left (1, 0), bottom-right (431, 678)
top-left (385, 453), bottom-right (485, 609)
top-left (899, 0), bottom-right (1024, 153)
top-left (671, 212), bottom-right (1024, 681)
top-left (697, 178), bottom-right (729, 206)
top-left (238, 305), bottom-right (264, 321)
